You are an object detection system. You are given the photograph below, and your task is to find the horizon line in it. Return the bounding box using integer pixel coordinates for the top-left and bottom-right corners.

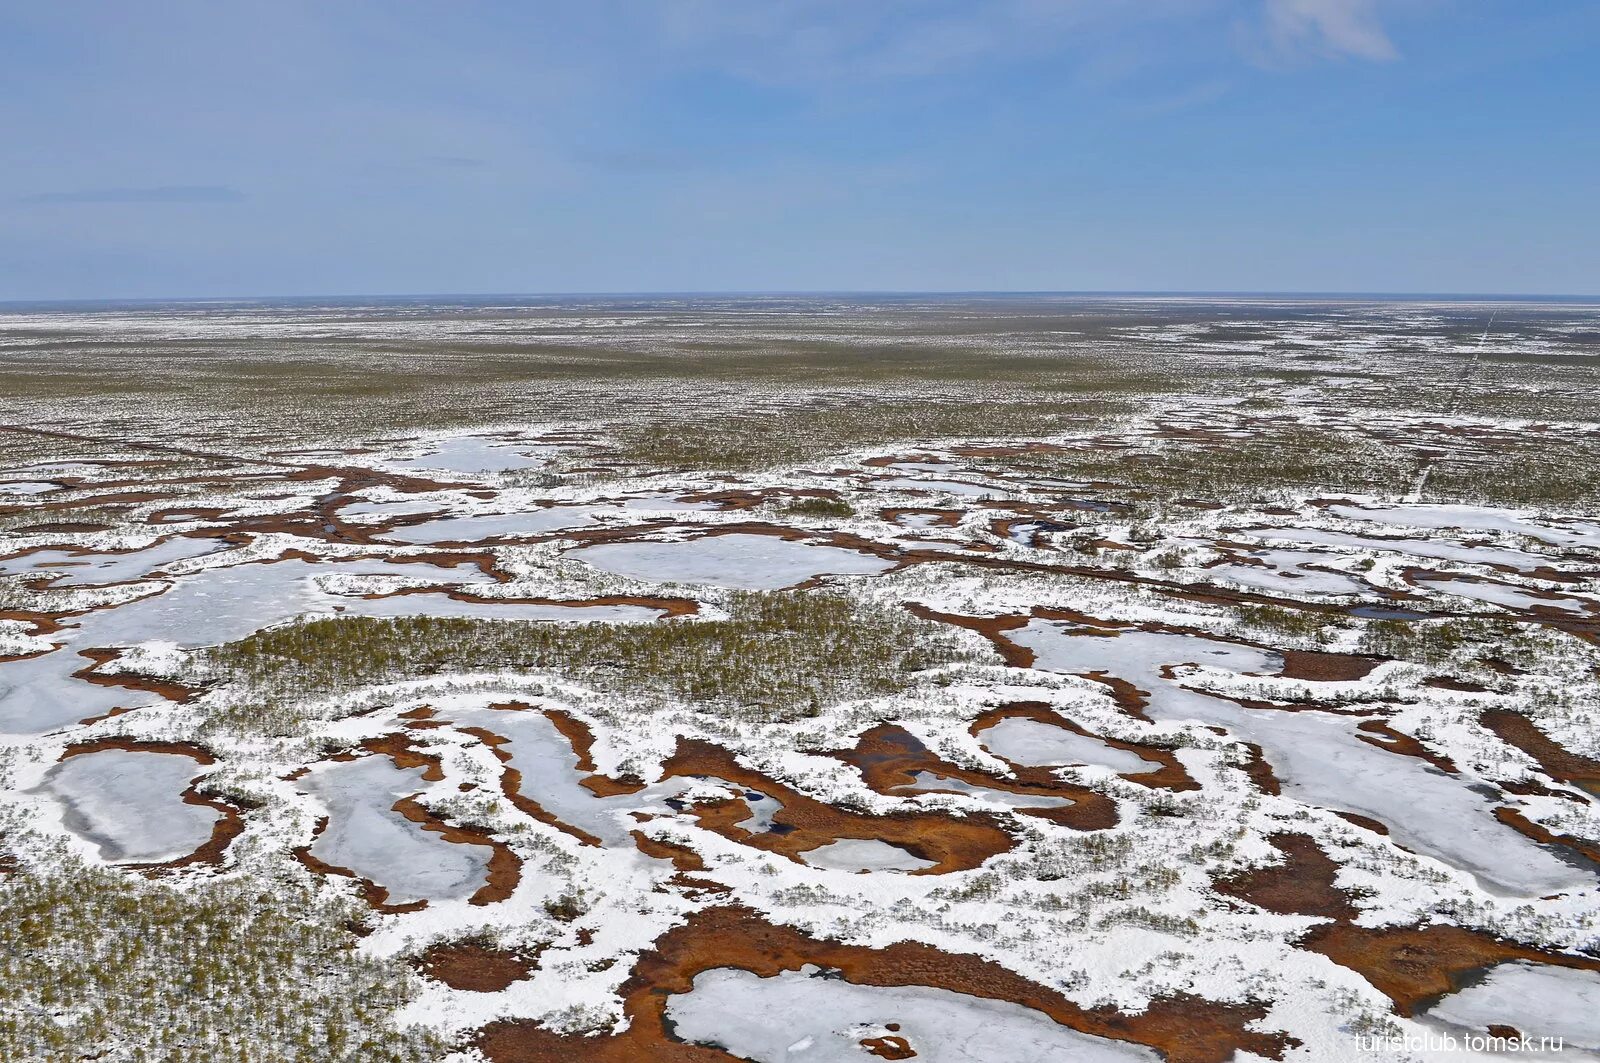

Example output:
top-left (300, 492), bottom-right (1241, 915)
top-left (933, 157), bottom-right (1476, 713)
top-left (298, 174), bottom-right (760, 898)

top-left (3, 288), bottom-right (1599, 308)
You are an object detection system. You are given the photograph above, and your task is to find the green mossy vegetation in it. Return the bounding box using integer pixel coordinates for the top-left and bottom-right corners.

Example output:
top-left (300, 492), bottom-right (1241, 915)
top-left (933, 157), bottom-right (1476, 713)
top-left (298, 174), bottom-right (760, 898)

top-left (200, 591), bottom-right (985, 732)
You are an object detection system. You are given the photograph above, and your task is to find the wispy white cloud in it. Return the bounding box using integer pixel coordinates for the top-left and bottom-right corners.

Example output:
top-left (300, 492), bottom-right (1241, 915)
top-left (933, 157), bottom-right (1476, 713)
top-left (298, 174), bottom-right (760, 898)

top-left (651, 0), bottom-right (1401, 84)
top-left (22, 185), bottom-right (246, 204)
top-left (1259, 0), bottom-right (1399, 62)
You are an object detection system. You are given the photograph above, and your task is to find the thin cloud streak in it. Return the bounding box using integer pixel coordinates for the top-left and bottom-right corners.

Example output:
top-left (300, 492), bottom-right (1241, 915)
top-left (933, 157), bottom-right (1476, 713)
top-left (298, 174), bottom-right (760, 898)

top-left (22, 185), bottom-right (247, 204)
top-left (1261, 0), bottom-right (1399, 62)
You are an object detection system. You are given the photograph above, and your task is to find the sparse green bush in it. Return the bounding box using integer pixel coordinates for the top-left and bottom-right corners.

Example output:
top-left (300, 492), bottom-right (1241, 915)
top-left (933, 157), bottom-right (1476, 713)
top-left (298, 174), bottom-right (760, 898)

top-left (783, 495), bottom-right (854, 520)
top-left (0, 847), bottom-right (440, 1062)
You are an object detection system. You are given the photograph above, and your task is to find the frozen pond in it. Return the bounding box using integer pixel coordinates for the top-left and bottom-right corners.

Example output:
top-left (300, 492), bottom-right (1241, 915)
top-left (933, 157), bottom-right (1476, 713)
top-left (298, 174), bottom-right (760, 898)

top-left (897, 539), bottom-right (973, 555)
top-left (0, 555), bottom-right (652, 735)
top-left (1011, 622), bottom-right (1592, 896)
top-left (1417, 576), bottom-right (1593, 615)
top-left (877, 477), bottom-right (1004, 498)
top-left (571, 533), bottom-right (894, 590)
top-left (42, 749), bottom-right (220, 863)
top-left (893, 770), bottom-right (1074, 810)
top-left (0, 536), bottom-right (230, 587)
top-left (734, 790), bottom-right (785, 833)
top-left (338, 497), bottom-right (452, 521)
top-left (664, 966), bottom-right (1159, 1062)
top-left (445, 704), bottom-right (693, 847)
top-left (801, 838), bottom-right (935, 873)
top-left (299, 755), bottom-right (492, 904)
top-left (381, 507), bottom-right (616, 545)
top-left (1330, 503), bottom-right (1600, 550)
top-left (0, 649), bottom-right (157, 734)
top-left (1248, 527), bottom-right (1552, 572)
top-left (65, 557), bottom-right (495, 649)
top-left (893, 513), bottom-right (951, 529)
top-left (385, 436), bottom-right (554, 475)
top-left (0, 481), bottom-right (61, 496)
top-left (619, 494), bottom-right (717, 513)
top-left (977, 717), bottom-right (1151, 775)
top-left (1208, 549), bottom-right (1367, 596)
top-left (1422, 962), bottom-right (1600, 1051)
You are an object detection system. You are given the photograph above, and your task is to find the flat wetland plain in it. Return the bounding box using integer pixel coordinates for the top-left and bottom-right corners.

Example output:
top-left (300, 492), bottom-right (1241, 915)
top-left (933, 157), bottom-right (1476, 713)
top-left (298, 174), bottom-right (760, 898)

top-left (3, 295), bottom-right (1600, 1061)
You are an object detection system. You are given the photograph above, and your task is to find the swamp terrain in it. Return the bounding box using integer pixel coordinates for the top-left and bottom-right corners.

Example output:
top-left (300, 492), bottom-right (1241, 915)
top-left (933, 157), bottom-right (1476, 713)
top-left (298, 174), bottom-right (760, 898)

top-left (1, 295), bottom-right (1599, 1061)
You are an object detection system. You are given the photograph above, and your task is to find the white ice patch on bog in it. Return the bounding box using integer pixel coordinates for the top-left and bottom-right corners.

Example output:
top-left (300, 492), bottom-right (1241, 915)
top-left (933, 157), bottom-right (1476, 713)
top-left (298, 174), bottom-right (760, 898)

top-left (385, 435), bottom-right (555, 475)
top-left (1012, 621), bottom-right (1592, 896)
top-left (800, 838), bottom-right (935, 873)
top-left (1422, 962), bottom-right (1600, 1050)
top-left (381, 507), bottom-right (617, 544)
top-left (42, 749), bottom-right (219, 863)
top-left (571, 533), bottom-right (893, 590)
top-left (977, 716), bottom-right (1151, 775)
top-left (0, 536), bottom-right (231, 587)
top-left (298, 755), bottom-right (492, 905)
top-left (664, 966), bottom-right (1159, 1062)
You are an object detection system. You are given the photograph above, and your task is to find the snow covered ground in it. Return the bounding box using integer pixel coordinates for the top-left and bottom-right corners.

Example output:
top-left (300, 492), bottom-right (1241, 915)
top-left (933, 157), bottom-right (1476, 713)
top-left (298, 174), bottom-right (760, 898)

top-left (4, 296), bottom-right (1600, 1062)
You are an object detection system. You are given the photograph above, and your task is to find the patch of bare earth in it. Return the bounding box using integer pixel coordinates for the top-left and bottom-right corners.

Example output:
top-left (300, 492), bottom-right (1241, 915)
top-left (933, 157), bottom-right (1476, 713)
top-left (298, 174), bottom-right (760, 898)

top-left (416, 939), bottom-right (540, 992)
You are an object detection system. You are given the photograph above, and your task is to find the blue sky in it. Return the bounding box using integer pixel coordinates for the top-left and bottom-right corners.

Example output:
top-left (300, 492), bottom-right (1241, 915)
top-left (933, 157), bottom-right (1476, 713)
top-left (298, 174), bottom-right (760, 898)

top-left (2, 1), bottom-right (1596, 299)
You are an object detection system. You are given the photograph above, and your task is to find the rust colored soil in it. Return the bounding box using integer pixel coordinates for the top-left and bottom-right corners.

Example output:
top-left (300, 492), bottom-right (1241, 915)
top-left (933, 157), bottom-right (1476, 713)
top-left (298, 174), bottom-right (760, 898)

top-left (1354, 720), bottom-right (1459, 773)
top-left (72, 647), bottom-right (205, 704)
top-left (833, 723), bottom-right (1118, 830)
top-left (417, 940), bottom-right (540, 992)
top-left (543, 707), bottom-right (599, 772)
top-left (880, 507), bottom-right (963, 527)
top-left (861, 1033), bottom-right (918, 1058)
top-left (1424, 675), bottom-right (1489, 692)
top-left (0, 609), bottom-right (68, 635)
top-left (1214, 834), bottom-right (1358, 920)
top-left (662, 739), bottom-right (1017, 873)
top-left (1237, 742), bottom-right (1283, 796)
top-left (630, 831), bottom-right (706, 872)
top-left (1277, 650), bottom-right (1380, 682)
top-left (971, 703), bottom-right (1198, 792)
top-left (903, 603), bottom-right (1030, 665)
top-left (1481, 710), bottom-right (1600, 796)
top-left (475, 906), bottom-right (1290, 1063)
top-left (1301, 922), bottom-right (1600, 1015)
top-left (1492, 807), bottom-right (1600, 870)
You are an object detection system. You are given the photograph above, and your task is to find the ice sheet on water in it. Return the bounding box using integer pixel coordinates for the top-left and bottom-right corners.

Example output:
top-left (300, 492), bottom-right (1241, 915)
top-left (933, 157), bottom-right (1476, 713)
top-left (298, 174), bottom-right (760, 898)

top-left (72, 557), bottom-right (494, 649)
top-left (0, 481), bottom-right (61, 496)
top-left (381, 507), bottom-right (617, 545)
top-left (1207, 549), bottom-right (1367, 596)
top-left (299, 756), bottom-right (491, 904)
top-left (1422, 962), bottom-right (1600, 1050)
top-left (0, 648), bottom-right (154, 734)
top-left (892, 771), bottom-right (1073, 810)
top-left (43, 749), bottom-right (219, 863)
top-left (1331, 503), bottom-right (1600, 550)
top-left (572, 533), bottom-right (894, 590)
top-left (1013, 622), bottom-right (1592, 896)
top-left (800, 838), bottom-right (935, 873)
top-left (0, 537), bottom-right (230, 587)
top-left (876, 477), bottom-right (1004, 498)
top-left (1249, 527), bottom-right (1552, 572)
top-left (1417, 577), bottom-right (1593, 615)
top-left (385, 436), bottom-right (555, 475)
top-left (664, 966), bottom-right (1159, 1062)
top-left (977, 717), bottom-right (1151, 775)
top-left (446, 705), bottom-right (693, 847)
